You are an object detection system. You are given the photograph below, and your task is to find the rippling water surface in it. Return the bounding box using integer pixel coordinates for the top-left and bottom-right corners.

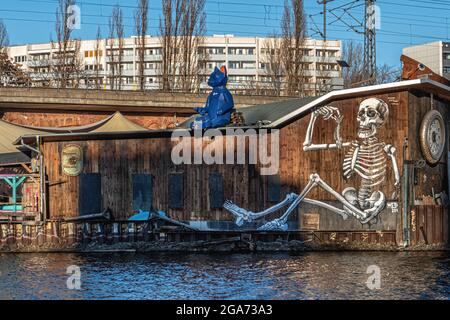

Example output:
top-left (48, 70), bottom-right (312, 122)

top-left (0, 251), bottom-right (449, 300)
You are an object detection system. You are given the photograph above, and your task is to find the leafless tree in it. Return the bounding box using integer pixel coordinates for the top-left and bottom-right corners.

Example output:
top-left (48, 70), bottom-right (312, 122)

top-left (0, 20), bottom-right (9, 53)
top-left (52, 0), bottom-right (84, 88)
top-left (135, 0), bottom-right (149, 90)
top-left (261, 36), bottom-right (284, 96)
top-left (159, 0), bottom-right (184, 91)
top-left (342, 40), bottom-right (364, 88)
top-left (107, 12), bottom-right (117, 90)
top-left (281, 0), bottom-right (307, 97)
top-left (0, 21), bottom-right (30, 87)
top-left (178, 0), bottom-right (206, 92)
top-left (94, 26), bottom-right (103, 89)
top-left (376, 63), bottom-right (400, 84)
top-left (115, 6), bottom-right (125, 90)
top-left (107, 5), bottom-right (124, 90)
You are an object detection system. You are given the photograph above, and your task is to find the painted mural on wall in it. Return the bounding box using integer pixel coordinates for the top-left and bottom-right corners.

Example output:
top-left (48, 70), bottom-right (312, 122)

top-left (224, 98), bottom-right (400, 230)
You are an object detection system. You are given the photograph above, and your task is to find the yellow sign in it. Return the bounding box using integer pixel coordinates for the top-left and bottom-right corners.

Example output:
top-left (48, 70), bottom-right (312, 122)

top-left (62, 144), bottom-right (83, 176)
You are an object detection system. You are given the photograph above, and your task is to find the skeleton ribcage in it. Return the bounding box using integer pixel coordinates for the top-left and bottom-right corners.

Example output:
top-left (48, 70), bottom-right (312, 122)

top-left (342, 141), bottom-right (387, 208)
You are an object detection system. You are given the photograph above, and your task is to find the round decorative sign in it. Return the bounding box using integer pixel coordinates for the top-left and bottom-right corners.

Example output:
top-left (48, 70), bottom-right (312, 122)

top-left (62, 144), bottom-right (83, 176)
top-left (419, 110), bottom-right (446, 165)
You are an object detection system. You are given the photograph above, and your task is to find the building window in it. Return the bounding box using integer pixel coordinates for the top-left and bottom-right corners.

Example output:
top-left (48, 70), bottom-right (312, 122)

top-left (132, 174), bottom-right (153, 212)
top-left (209, 172), bottom-right (224, 209)
top-left (169, 173), bottom-right (184, 209)
top-left (79, 173), bottom-right (102, 216)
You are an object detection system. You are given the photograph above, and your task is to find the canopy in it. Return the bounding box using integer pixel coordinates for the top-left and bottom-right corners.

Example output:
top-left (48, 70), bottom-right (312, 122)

top-left (0, 119), bottom-right (49, 165)
top-left (0, 111), bottom-right (148, 165)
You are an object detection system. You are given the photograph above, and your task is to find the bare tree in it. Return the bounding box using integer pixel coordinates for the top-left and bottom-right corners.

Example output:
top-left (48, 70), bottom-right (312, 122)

top-left (0, 20), bottom-right (9, 53)
top-left (159, 0), bottom-right (184, 91)
top-left (135, 0), bottom-right (149, 91)
top-left (107, 5), bottom-right (125, 90)
top-left (0, 21), bottom-right (30, 87)
top-left (108, 12), bottom-right (117, 90)
top-left (342, 40), bottom-right (364, 88)
top-left (94, 26), bottom-right (102, 89)
top-left (280, 0), bottom-right (307, 97)
top-left (178, 0), bottom-right (206, 92)
top-left (52, 0), bottom-right (84, 88)
top-left (115, 7), bottom-right (124, 90)
top-left (376, 63), bottom-right (400, 84)
top-left (261, 36), bottom-right (284, 96)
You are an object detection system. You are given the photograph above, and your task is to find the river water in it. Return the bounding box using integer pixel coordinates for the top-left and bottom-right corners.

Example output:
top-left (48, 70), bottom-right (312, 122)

top-left (0, 251), bottom-right (449, 300)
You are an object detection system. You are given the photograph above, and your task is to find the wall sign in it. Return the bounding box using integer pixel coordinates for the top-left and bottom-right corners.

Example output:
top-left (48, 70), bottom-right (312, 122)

top-left (301, 213), bottom-right (320, 230)
top-left (62, 144), bottom-right (83, 176)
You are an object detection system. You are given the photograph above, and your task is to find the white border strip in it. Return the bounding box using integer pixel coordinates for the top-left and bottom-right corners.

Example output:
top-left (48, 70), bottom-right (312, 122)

top-left (269, 79), bottom-right (450, 128)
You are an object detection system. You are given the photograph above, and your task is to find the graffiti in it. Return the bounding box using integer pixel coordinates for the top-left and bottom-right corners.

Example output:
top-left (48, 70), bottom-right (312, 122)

top-left (224, 98), bottom-right (400, 230)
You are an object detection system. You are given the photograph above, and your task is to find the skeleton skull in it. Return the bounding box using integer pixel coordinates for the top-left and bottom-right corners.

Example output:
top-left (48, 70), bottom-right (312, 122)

top-left (357, 98), bottom-right (389, 139)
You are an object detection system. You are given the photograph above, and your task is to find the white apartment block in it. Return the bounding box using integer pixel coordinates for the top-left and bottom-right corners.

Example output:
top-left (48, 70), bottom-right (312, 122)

top-left (403, 41), bottom-right (450, 79)
top-left (7, 35), bottom-right (343, 96)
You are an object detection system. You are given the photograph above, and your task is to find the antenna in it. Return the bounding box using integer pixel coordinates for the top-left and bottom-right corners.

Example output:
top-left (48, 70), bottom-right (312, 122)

top-left (316, 0), bottom-right (336, 42)
top-left (364, 0), bottom-right (377, 84)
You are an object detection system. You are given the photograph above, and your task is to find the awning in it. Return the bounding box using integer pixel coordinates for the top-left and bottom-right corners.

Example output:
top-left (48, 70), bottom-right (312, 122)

top-left (0, 111), bottom-right (148, 165)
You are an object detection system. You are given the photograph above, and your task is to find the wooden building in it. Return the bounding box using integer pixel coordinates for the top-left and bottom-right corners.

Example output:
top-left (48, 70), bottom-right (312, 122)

top-left (12, 78), bottom-right (450, 247)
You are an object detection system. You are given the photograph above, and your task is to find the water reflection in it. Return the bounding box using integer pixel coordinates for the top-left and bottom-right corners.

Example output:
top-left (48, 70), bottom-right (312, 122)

top-left (0, 252), bottom-right (448, 300)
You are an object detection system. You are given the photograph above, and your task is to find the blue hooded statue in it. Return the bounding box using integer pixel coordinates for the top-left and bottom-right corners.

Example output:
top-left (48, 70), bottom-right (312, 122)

top-left (191, 66), bottom-right (234, 130)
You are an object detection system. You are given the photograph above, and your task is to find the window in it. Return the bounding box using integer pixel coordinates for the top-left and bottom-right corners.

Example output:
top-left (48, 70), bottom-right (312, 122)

top-left (209, 172), bottom-right (224, 209)
top-left (169, 173), bottom-right (184, 209)
top-left (267, 174), bottom-right (281, 202)
top-left (228, 61), bottom-right (240, 69)
top-left (132, 174), bottom-right (153, 212)
top-left (79, 173), bottom-right (102, 215)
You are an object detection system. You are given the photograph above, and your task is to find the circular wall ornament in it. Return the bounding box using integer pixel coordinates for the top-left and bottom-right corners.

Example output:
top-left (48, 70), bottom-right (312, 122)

top-left (62, 144), bottom-right (83, 176)
top-left (419, 110), bottom-right (446, 164)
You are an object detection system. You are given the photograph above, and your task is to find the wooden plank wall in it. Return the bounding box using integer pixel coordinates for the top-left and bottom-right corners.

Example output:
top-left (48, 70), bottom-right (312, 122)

top-left (410, 205), bottom-right (448, 245)
top-left (408, 91), bottom-right (449, 201)
top-left (43, 91), bottom-right (411, 225)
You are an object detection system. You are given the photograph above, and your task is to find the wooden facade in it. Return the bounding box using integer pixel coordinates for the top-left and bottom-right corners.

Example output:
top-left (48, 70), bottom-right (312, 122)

top-left (38, 86), bottom-right (449, 245)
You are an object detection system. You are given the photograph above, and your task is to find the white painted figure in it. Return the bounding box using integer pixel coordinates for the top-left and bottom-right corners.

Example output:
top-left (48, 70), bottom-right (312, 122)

top-left (224, 98), bottom-right (400, 230)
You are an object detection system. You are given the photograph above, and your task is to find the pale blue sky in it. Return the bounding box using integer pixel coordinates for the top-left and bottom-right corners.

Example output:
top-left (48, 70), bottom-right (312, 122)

top-left (1, 0), bottom-right (450, 69)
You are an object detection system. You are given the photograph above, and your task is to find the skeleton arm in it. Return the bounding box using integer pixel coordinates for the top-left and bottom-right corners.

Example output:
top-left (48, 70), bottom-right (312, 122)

top-left (384, 144), bottom-right (400, 187)
top-left (303, 106), bottom-right (350, 151)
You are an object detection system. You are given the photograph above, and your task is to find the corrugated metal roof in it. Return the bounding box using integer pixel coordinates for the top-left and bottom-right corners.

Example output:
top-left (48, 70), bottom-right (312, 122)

top-left (179, 96), bottom-right (317, 128)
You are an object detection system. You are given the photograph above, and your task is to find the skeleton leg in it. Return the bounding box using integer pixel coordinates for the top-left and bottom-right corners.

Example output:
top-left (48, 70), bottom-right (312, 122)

top-left (224, 193), bottom-right (297, 226)
top-left (258, 176), bottom-right (320, 230)
top-left (259, 173), bottom-right (375, 230)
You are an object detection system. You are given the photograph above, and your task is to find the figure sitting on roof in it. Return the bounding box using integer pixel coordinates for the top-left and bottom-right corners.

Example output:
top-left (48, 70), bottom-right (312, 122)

top-left (191, 66), bottom-right (234, 130)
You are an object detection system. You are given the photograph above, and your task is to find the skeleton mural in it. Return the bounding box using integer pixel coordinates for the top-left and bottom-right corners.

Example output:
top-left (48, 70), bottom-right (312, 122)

top-left (224, 98), bottom-right (401, 230)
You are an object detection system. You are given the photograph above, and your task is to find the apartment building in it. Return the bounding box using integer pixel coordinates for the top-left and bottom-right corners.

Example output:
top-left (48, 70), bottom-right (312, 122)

top-left (403, 41), bottom-right (450, 79)
top-left (7, 35), bottom-right (343, 96)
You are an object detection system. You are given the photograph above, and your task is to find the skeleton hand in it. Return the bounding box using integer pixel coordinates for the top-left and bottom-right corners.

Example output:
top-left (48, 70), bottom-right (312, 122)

top-left (315, 106), bottom-right (342, 123)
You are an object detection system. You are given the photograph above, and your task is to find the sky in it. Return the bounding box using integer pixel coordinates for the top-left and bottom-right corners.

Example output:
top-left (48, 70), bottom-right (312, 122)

top-left (1, 0), bottom-right (450, 69)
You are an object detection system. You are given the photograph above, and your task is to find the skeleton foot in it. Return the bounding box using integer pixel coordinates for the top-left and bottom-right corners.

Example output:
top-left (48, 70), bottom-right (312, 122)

top-left (224, 193), bottom-right (298, 226)
top-left (223, 200), bottom-right (254, 226)
top-left (258, 218), bottom-right (288, 231)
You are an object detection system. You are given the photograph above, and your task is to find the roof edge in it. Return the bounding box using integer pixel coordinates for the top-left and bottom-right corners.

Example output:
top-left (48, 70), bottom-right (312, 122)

top-left (269, 79), bottom-right (450, 128)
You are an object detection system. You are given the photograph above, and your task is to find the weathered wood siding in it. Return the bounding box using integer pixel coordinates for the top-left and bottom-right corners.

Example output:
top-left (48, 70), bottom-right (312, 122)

top-left (42, 90), bottom-right (448, 235)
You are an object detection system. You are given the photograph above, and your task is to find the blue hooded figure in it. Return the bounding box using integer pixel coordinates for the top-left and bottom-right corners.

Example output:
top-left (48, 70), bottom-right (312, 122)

top-left (191, 66), bottom-right (234, 130)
